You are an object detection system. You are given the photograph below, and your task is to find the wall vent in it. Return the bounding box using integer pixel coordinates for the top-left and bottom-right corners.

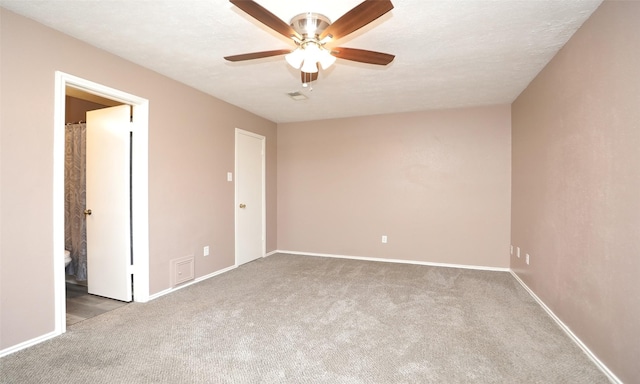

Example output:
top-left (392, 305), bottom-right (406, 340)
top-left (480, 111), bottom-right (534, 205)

top-left (170, 255), bottom-right (195, 287)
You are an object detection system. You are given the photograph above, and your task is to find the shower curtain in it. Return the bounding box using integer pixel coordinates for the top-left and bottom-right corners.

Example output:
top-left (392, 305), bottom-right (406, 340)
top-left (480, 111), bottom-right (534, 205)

top-left (64, 122), bottom-right (88, 281)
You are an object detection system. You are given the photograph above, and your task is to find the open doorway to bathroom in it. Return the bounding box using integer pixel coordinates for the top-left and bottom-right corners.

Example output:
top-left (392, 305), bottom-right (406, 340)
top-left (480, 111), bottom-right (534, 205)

top-left (64, 90), bottom-right (129, 325)
top-left (54, 72), bottom-right (150, 335)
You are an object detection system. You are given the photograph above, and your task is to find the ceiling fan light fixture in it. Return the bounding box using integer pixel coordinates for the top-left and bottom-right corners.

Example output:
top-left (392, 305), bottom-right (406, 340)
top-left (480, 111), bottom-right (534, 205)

top-left (298, 43), bottom-right (320, 73)
top-left (285, 48), bottom-right (305, 69)
top-left (288, 42), bottom-right (333, 73)
top-left (318, 49), bottom-right (336, 70)
top-left (301, 57), bottom-right (319, 73)
top-left (304, 43), bottom-right (321, 61)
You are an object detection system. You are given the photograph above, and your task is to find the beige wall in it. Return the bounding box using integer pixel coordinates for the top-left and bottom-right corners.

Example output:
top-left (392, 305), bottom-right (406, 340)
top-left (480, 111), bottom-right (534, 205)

top-left (511, 1), bottom-right (640, 382)
top-left (0, 9), bottom-right (277, 350)
top-left (278, 106), bottom-right (512, 268)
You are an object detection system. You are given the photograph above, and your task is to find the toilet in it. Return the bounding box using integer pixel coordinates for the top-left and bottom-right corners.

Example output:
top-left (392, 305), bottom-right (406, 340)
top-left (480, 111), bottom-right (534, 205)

top-left (64, 250), bottom-right (72, 267)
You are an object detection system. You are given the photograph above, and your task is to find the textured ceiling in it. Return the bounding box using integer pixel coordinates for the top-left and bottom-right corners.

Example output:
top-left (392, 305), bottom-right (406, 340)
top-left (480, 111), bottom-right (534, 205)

top-left (1, 0), bottom-right (603, 123)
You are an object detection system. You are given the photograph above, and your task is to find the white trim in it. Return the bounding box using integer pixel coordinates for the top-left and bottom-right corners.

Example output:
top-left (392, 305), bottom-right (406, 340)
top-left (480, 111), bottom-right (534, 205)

top-left (234, 128), bottom-right (266, 266)
top-left (1, 264), bottom-right (236, 357)
top-left (54, 72), bottom-right (150, 341)
top-left (147, 265), bottom-right (236, 301)
top-left (0, 331), bottom-right (59, 358)
top-left (276, 250), bottom-right (510, 272)
top-left (53, 73), bottom-right (66, 337)
top-left (272, 251), bottom-right (619, 382)
top-left (509, 270), bottom-right (622, 384)
top-left (264, 250), bottom-right (279, 257)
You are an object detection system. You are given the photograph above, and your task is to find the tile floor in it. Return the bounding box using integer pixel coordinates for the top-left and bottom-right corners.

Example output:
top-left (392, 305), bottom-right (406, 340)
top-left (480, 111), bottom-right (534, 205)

top-left (66, 283), bottom-right (128, 326)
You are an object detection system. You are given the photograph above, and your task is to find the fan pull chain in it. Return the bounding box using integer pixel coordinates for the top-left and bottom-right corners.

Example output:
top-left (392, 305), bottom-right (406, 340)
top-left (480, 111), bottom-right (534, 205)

top-left (303, 72), bottom-right (313, 91)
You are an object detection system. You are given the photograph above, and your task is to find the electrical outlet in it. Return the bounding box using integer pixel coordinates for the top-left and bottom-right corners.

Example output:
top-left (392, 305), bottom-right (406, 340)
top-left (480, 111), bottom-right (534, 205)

top-left (381, 235), bottom-right (388, 244)
top-left (517, 247), bottom-right (521, 258)
top-left (526, 253), bottom-right (530, 265)
top-left (204, 246), bottom-right (210, 256)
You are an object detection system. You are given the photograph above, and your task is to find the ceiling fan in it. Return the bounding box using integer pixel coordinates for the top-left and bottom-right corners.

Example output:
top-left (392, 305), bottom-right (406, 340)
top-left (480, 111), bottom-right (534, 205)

top-left (224, 0), bottom-right (395, 87)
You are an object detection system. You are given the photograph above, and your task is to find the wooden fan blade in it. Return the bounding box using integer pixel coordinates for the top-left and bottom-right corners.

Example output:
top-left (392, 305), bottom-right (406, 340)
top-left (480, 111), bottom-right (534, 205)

top-left (230, 0), bottom-right (300, 40)
top-left (224, 49), bottom-right (291, 62)
top-left (331, 47), bottom-right (395, 65)
top-left (300, 71), bottom-right (319, 84)
top-left (320, 0), bottom-right (394, 40)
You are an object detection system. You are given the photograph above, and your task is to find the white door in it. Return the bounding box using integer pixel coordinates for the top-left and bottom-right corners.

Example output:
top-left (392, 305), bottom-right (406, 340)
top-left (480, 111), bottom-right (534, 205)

top-left (235, 129), bottom-right (265, 266)
top-left (86, 105), bottom-right (132, 302)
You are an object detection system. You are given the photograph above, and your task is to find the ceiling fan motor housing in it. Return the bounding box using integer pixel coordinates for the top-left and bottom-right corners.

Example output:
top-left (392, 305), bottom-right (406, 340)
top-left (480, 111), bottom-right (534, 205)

top-left (290, 13), bottom-right (331, 38)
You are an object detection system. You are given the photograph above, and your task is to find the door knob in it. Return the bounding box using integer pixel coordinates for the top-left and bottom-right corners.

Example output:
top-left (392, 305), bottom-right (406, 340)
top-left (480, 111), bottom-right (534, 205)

top-left (84, 209), bottom-right (92, 215)
top-left (239, 204), bottom-right (246, 209)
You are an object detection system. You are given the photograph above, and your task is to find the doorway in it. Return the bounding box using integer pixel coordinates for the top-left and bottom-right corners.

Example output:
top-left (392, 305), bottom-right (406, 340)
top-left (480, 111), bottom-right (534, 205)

top-left (64, 96), bottom-right (131, 325)
top-left (234, 128), bottom-right (266, 266)
top-left (54, 72), bottom-right (150, 335)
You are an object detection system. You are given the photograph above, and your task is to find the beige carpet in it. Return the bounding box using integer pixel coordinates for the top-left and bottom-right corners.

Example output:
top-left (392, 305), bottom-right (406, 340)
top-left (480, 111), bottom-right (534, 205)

top-left (1, 253), bottom-right (608, 383)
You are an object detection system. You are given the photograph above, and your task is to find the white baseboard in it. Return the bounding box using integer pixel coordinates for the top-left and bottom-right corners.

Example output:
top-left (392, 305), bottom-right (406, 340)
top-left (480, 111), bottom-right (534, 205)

top-left (7, 250), bottom-right (617, 384)
top-left (0, 330), bottom-right (59, 358)
top-left (147, 264), bottom-right (236, 301)
top-left (509, 270), bottom-right (621, 384)
top-left (276, 251), bottom-right (619, 382)
top-left (276, 250), bottom-right (510, 272)
top-left (2, 264), bottom-right (239, 357)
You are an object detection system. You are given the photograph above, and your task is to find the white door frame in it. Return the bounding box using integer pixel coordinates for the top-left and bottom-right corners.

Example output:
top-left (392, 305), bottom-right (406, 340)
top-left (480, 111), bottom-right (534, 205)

top-left (234, 128), bottom-right (266, 265)
top-left (53, 72), bottom-right (150, 336)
